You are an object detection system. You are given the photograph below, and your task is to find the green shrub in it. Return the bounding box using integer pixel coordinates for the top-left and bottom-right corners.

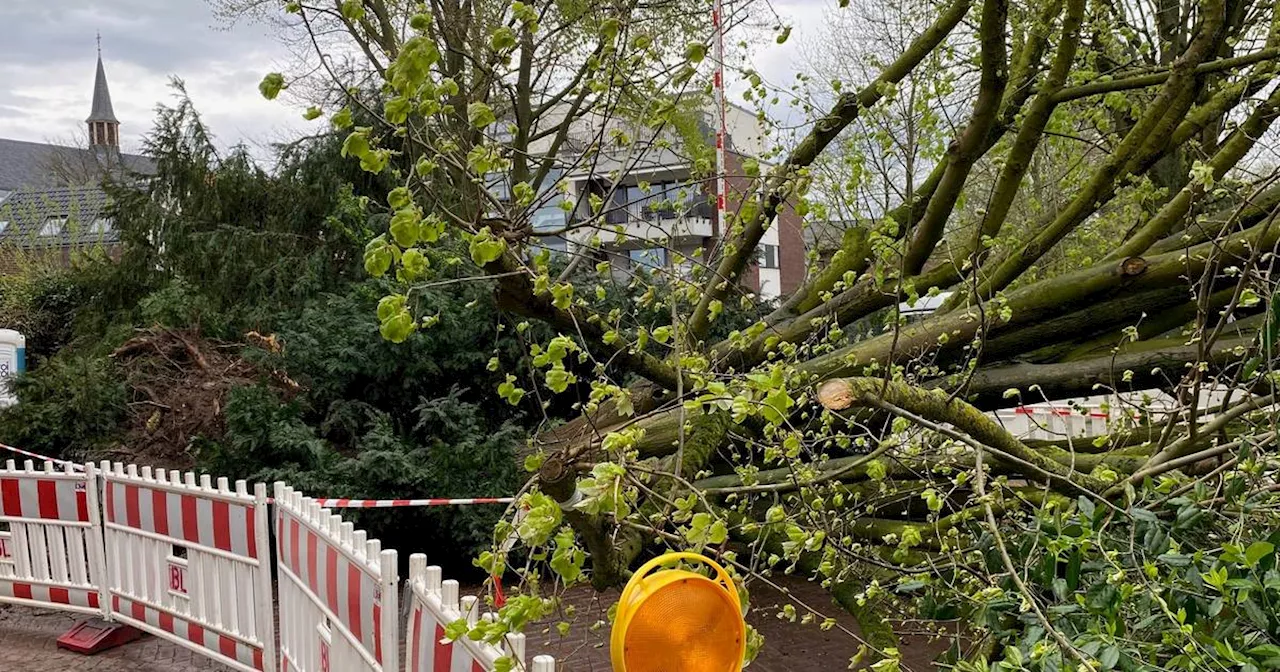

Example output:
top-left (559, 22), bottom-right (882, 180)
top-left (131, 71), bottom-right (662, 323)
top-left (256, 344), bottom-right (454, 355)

top-left (0, 354), bottom-right (127, 461)
top-left (203, 384), bottom-right (519, 569)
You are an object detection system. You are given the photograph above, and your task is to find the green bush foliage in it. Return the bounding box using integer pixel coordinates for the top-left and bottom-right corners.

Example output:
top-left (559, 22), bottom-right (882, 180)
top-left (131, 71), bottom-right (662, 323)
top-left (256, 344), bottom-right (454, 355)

top-left (0, 354), bottom-right (126, 461)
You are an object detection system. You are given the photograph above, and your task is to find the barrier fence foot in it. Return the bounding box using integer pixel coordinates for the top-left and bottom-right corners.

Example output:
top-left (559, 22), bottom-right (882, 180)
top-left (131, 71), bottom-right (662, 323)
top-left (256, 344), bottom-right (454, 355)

top-left (56, 619), bottom-right (144, 655)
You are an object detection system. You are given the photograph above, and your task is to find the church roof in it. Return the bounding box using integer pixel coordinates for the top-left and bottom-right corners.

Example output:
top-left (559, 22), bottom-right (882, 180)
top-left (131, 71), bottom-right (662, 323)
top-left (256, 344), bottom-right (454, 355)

top-left (87, 55), bottom-right (118, 124)
top-left (0, 138), bottom-right (152, 193)
top-left (0, 187), bottom-right (119, 248)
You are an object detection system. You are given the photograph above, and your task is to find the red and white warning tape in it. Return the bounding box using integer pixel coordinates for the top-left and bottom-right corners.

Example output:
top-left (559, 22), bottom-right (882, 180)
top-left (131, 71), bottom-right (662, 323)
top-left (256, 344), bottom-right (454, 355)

top-left (315, 497), bottom-right (515, 508)
top-left (0, 443), bottom-right (515, 506)
top-left (0, 442), bottom-right (85, 470)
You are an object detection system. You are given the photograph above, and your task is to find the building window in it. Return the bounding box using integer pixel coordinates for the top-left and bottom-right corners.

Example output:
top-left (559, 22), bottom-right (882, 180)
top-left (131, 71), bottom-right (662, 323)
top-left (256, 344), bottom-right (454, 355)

top-left (40, 217), bottom-right (66, 237)
top-left (759, 244), bottom-right (779, 269)
top-left (0, 221), bottom-right (8, 234)
top-left (629, 247), bottom-right (666, 269)
top-left (89, 218), bottom-right (113, 234)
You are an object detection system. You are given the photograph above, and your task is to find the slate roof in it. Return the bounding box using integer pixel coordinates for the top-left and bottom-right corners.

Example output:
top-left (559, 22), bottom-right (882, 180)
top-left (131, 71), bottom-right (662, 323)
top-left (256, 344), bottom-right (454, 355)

top-left (87, 56), bottom-right (119, 123)
top-left (0, 138), bottom-right (152, 193)
top-left (0, 187), bottom-right (119, 248)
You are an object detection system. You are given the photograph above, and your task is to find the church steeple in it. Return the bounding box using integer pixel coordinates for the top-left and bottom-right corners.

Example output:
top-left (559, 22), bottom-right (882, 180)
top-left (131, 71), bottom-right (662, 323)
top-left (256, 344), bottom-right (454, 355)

top-left (87, 35), bottom-right (119, 148)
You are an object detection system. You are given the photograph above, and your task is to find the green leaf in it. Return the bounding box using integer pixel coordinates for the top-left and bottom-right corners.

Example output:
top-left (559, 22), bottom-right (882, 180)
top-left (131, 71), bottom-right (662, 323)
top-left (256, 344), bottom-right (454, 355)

top-left (545, 366), bottom-right (576, 393)
top-left (400, 248), bottom-right (428, 280)
top-left (340, 0), bottom-right (364, 20)
top-left (1245, 541), bottom-right (1275, 567)
top-left (331, 107), bottom-right (354, 129)
top-left (363, 237), bottom-right (394, 277)
top-left (379, 309), bottom-right (416, 343)
top-left (498, 375), bottom-right (525, 406)
top-left (258, 72), bottom-right (286, 100)
top-left (489, 26), bottom-right (517, 51)
top-left (409, 12), bottom-right (432, 31)
top-left (599, 18), bottom-right (620, 41)
top-left (469, 227), bottom-right (506, 266)
top-left (776, 25), bottom-right (792, 44)
top-left (1099, 646), bottom-right (1120, 670)
top-left (387, 187), bottom-right (413, 210)
top-left (302, 106), bottom-right (323, 121)
top-left (550, 283), bottom-right (573, 310)
top-left (468, 102), bottom-right (497, 129)
top-left (390, 208), bottom-right (422, 247)
top-left (685, 42), bottom-right (707, 63)
top-left (384, 96), bottom-right (412, 124)
top-left (341, 131), bottom-right (370, 159)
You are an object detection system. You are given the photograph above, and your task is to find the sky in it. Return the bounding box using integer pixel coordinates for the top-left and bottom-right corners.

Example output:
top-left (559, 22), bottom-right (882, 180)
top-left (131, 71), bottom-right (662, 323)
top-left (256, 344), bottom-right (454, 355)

top-left (0, 0), bottom-right (827, 159)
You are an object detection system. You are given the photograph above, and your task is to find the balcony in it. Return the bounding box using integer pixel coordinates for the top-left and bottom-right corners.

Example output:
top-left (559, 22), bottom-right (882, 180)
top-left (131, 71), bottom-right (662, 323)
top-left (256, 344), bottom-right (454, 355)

top-left (601, 200), bottom-right (715, 244)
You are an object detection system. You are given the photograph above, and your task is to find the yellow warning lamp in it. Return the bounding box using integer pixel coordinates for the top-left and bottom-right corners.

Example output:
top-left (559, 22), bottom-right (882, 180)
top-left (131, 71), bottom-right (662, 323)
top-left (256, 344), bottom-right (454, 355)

top-left (610, 552), bottom-right (746, 672)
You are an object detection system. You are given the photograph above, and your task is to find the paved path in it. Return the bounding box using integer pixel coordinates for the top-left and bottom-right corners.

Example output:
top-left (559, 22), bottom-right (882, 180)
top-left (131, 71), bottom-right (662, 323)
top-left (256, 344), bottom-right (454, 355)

top-left (0, 576), bottom-right (959, 671)
top-left (0, 605), bottom-right (231, 671)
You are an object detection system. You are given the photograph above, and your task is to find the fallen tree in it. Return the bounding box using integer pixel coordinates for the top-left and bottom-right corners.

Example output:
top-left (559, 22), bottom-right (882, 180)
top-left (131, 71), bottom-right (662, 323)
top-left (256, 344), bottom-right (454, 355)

top-left (245, 0), bottom-right (1280, 667)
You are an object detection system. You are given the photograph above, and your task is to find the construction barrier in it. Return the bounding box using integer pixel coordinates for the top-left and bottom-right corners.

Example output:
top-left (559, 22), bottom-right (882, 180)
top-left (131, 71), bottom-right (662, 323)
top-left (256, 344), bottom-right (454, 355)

top-left (101, 463), bottom-right (276, 672)
top-left (275, 482), bottom-right (399, 672)
top-left (0, 448), bottom-right (552, 672)
top-left (405, 553), bottom-right (529, 672)
top-left (995, 405), bottom-right (1112, 440)
top-left (0, 459), bottom-right (107, 616)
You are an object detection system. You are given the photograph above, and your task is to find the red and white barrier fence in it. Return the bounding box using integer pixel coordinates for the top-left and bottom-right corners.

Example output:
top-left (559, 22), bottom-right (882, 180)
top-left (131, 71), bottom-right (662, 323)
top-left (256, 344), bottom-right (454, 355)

top-left (0, 451), bottom-right (552, 672)
top-left (995, 405), bottom-right (1113, 441)
top-left (101, 463), bottom-right (276, 672)
top-left (275, 482), bottom-right (399, 672)
top-left (404, 553), bottom-right (539, 672)
top-left (0, 459), bottom-right (107, 616)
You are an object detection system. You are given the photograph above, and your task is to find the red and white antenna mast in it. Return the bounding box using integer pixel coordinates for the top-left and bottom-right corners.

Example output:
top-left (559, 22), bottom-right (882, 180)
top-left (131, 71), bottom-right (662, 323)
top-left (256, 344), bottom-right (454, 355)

top-left (712, 0), bottom-right (728, 235)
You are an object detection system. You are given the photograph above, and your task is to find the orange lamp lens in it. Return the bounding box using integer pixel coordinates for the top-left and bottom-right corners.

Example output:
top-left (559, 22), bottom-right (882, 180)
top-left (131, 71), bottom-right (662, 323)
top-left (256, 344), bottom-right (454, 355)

top-left (620, 576), bottom-right (744, 672)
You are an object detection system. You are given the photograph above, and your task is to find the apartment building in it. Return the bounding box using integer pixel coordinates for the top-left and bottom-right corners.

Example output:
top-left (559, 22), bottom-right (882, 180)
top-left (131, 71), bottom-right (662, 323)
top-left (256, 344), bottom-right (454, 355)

top-left (511, 102), bottom-right (806, 300)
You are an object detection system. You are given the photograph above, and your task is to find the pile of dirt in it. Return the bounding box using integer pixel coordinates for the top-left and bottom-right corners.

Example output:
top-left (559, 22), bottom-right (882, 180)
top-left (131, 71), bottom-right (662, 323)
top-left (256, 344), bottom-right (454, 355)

top-left (102, 326), bottom-right (297, 470)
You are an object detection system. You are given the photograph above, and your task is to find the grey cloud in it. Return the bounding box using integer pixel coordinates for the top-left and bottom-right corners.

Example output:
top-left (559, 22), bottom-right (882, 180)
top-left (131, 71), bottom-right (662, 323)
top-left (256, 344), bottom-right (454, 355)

top-left (0, 1), bottom-right (271, 72)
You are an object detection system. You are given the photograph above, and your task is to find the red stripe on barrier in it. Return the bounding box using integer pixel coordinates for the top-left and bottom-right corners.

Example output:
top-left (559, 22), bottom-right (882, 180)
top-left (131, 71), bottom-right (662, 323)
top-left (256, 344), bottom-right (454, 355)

top-left (411, 607), bottom-right (423, 671)
top-left (87, 591), bottom-right (99, 609)
top-left (152, 488), bottom-right (169, 536)
top-left (76, 488), bottom-right (88, 523)
top-left (473, 662), bottom-right (486, 672)
top-left (218, 635), bottom-right (238, 661)
top-left (181, 494), bottom-right (199, 549)
top-left (347, 562), bottom-right (363, 656)
top-left (159, 610), bottom-right (174, 634)
top-left (36, 480), bottom-right (59, 519)
top-left (49, 587), bottom-right (69, 605)
top-left (212, 500), bottom-right (231, 552)
top-left (289, 518), bottom-right (300, 578)
top-left (1, 479), bottom-right (21, 517)
top-left (188, 621), bottom-right (205, 647)
top-left (13, 583), bottom-right (31, 600)
top-left (325, 546), bottom-right (339, 617)
top-left (434, 623), bottom-right (452, 671)
top-left (373, 600), bottom-right (382, 663)
top-left (306, 528), bottom-right (318, 596)
top-left (125, 484), bottom-right (141, 529)
top-left (131, 600), bottom-right (146, 622)
top-left (253, 648), bottom-right (263, 671)
top-left (246, 501), bottom-right (257, 559)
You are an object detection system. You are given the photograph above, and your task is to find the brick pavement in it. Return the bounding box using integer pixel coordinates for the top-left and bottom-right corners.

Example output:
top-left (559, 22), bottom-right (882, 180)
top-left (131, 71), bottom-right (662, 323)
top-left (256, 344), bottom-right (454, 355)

top-left (0, 604), bottom-right (232, 672)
